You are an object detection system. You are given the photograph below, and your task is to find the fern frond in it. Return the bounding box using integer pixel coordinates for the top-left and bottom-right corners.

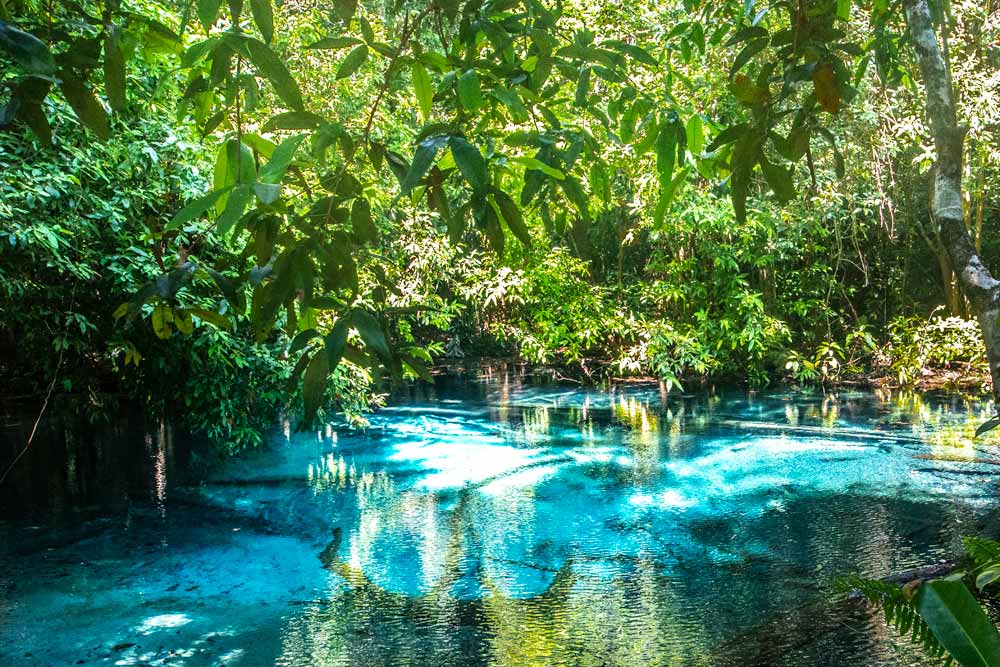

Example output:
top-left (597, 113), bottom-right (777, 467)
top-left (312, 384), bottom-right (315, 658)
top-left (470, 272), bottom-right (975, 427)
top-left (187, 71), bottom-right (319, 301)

top-left (835, 575), bottom-right (950, 662)
top-left (962, 536), bottom-right (1000, 569)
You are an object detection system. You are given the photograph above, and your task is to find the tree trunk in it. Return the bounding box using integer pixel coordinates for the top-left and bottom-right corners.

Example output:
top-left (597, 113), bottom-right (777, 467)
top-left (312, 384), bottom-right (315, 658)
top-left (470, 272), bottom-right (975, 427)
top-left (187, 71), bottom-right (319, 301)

top-left (934, 246), bottom-right (960, 315)
top-left (903, 0), bottom-right (1000, 403)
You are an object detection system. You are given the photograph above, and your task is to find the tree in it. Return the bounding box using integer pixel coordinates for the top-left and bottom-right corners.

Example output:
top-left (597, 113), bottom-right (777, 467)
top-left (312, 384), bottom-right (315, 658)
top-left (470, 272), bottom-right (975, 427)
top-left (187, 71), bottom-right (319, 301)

top-left (901, 0), bottom-right (1000, 407)
top-left (1, 0), bottom-right (997, 409)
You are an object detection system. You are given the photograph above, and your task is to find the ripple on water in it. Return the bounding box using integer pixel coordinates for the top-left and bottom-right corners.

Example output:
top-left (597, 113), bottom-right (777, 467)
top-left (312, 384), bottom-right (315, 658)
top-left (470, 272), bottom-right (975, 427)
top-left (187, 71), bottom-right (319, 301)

top-left (2, 382), bottom-right (999, 665)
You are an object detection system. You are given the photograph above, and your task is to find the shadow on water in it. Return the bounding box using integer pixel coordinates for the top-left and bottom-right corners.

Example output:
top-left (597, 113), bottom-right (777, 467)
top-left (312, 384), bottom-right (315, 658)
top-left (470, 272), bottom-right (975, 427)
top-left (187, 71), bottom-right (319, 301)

top-left (2, 372), bottom-right (1000, 665)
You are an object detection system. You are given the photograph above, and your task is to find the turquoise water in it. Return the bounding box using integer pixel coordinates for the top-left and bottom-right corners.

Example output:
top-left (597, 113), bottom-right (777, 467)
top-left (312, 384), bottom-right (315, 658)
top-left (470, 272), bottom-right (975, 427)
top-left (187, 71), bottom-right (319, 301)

top-left (2, 377), bottom-right (1000, 665)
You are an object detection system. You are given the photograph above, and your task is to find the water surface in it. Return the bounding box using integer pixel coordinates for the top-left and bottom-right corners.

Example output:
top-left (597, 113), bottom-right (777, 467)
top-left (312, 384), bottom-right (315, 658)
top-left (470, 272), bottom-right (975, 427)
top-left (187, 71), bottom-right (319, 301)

top-left (2, 377), bottom-right (1000, 665)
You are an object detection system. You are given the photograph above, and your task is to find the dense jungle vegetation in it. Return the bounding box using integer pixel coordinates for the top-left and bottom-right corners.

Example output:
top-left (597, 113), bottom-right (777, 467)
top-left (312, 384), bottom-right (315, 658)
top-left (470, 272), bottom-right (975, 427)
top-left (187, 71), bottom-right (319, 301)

top-left (1, 0), bottom-right (1000, 660)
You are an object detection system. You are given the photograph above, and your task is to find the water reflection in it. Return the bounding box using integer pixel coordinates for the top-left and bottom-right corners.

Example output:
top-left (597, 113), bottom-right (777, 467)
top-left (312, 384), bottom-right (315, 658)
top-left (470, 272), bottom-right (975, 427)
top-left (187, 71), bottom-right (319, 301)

top-left (2, 378), bottom-right (999, 665)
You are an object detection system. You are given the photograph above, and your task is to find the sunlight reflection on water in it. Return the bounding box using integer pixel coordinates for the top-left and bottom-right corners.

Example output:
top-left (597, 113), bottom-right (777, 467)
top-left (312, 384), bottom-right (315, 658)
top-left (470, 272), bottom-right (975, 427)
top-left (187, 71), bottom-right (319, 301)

top-left (2, 378), bottom-right (1000, 666)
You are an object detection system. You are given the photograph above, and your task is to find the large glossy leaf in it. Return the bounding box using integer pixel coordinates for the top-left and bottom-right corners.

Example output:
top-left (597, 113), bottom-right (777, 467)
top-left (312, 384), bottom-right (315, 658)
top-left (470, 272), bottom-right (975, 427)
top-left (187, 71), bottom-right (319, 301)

top-left (914, 579), bottom-right (1000, 667)
top-left (574, 66), bottom-right (591, 107)
top-left (249, 0), bottom-right (274, 43)
top-left (511, 156), bottom-right (564, 180)
top-left (686, 115), bottom-right (704, 156)
top-left (301, 349), bottom-right (329, 424)
top-left (258, 133), bottom-right (305, 184)
top-left (17, 102), bottom-right (52, 148)
top-left (244, 37), bottom-right (304, 110)
top-left (336, 44), bottom-right (368, 79)
top-left (491, 189), bottom-right (530, 247)
top-left (412, 61), bottom-right (433, 121)
top-left (217, 184), bottom-right (252, 236)
top-left (324, 318), bottom-right (350, 369)
top-left (351, 310), bottom-right (391, 363)
top-left (975, 415), bottom-right (1000, 437)
top-left (60, 73), bottom-right (110, 139)
top-left (205, 267), bottom-right (244, 313)
top-left (198, 0), bottom-right (223, 31)
top-left (213, 139), bottom-right (256, 211)
top-left (457, 69), bottom-right (483, 113)
top-left (103, 28), bottom-right (127, 112)
top-left (402, 135), bottom-right (448, 193)
top-left (655, 120), bottom-right (677, 188)
top-left (152, 303), bottom-right (174, 339)
top-left (0, 22), bottom-right (55, 74)
top-left (731, 37), bottom-right (768, 77)
top-left (351, 197), bottom-right (377, 243)
top-left (165, 187), bottom-right (233, 230)
top-left (449, 136), bottom-right (487, 192)
top-left (187, 307), bottom-right (232, 330)
top-left (760, 158), bottom-right (795, 203)
top-left (306, 36), bottom-right (362, 50)
top-left (262, 110), bottom-right (325, 130)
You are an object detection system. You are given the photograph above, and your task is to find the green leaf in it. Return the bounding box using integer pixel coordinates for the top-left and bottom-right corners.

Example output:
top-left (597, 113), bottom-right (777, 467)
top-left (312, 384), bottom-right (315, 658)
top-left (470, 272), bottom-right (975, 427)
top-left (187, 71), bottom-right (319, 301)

top-left (152, 303), bottom-right (174, 339)
top-left (103, 28), bottom-right (127, 112)
top-left (302, 349), bottom-right (329, 424)
top-left (217, 183), bottom-right (252, 235)
top-left (449, 136), bottom-right (487, 192)
top-left (412, 61), bottom-right (433, 122)
top-left (351, 196), bottom-right (377, 243)
top-left (977, 415), bottom-right (1000, 437)
top-left (198, 0), bottom-right (223, 31)
top-left (731, 38), bottom-right (768, 77)
top-left (306, 36), bottom-right (363, 50)
top-left (511, 156), bottom-right (565, 180)
top-left (726, 26), bottom-right (768, 47)
top-left (254, 182), bottom-right (281, 204)
top-left (836, 0), bottom-right (852, 21)
top-left (976, 566), bottom-right (1000, 591)
top-left (336, 44), bottom-right (368, 79)
top-left (60, 73), bottom-right (110, 140)
top-left (491, 189), bottom-right (530, 247)
top-left (686, 115), bottom-right (704, 156)
top-left (205, 267), bottom-right (244, 313)
top-left (760, 158), bottom-right (796, 203)
top-left (0, 22), bottom-right (55, 74)
top-left (262, 110), bottom-right (326, 130)
top-left (656, 120), bottom-right (677, 188)
top-left (351, 310), bottom-right (391, 363)
top-left (325, 318), bottom-right (350, 369)
top-left (707, 122), bottom-right (749, 152)
top-left (731, 167), bottom-right (749, 224)
top-left (259, 133), bottom-right (306, 184)
top-left (244, 37), bottom-right (304, 110)
top-left (17, 102), bottom-right (52, 148)
top-left (574, 66), bottom-right (591, 107)
top-left (589, 160), bottom-right (610, 203)
top-left (213, 139), bottom-right (256, 209)
top-left (654, 167), bottom-right (688, 226)
top-left (402, 135), bottom-right (448, 193)
top-left (477, 197), bottom-right (504, 257)
top-left (457, 69), bottom-right (482, 113)
top-left (914, 579), bottom-right (1000, 667)
top-left (165, 187), bottom-right (233, 230)
top-left (558, 176), bottom-right (590, 222)
top-left (249, 0), bottom-right (274, 43)
top-left (289, 329), bottom-right (321, 355)
top-left (332, 0), bottom-right (358, 21)
top-left (601, 40), bottom-right (658, 67)
top-left (188, 307), bottom-right (232, 330)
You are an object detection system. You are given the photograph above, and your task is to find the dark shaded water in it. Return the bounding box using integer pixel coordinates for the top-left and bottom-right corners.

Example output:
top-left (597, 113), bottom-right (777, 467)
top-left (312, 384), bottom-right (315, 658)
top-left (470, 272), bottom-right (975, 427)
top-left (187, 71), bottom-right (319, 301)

top-left (2, 376), bottom-right (1000, 665)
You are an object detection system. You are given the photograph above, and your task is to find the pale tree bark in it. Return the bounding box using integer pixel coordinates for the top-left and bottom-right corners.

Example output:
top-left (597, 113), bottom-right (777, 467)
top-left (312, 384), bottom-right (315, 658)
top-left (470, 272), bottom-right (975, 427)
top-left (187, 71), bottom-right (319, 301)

top-left (902, 0), bottom-right (1000, 403)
